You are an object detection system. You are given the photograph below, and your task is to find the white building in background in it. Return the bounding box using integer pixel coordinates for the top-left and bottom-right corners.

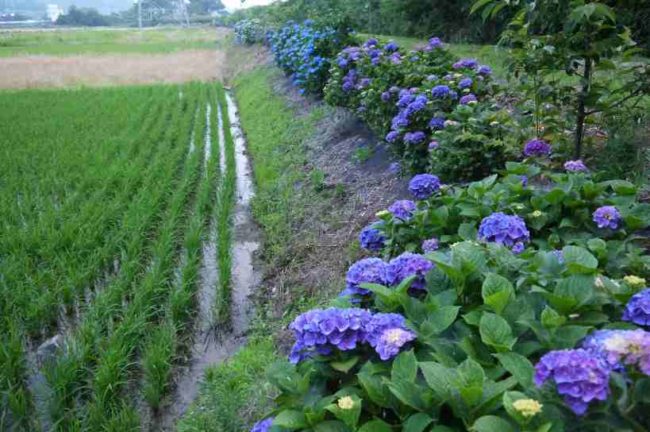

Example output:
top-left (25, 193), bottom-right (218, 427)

top-left (46, 4), bottom-right (63, 22)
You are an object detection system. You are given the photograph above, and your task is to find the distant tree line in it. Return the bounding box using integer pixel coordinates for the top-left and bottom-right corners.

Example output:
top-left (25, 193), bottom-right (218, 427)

top-left (227, 0), bottom-right (649, 47)
top-left (56, 6), bottom-right (109, 26)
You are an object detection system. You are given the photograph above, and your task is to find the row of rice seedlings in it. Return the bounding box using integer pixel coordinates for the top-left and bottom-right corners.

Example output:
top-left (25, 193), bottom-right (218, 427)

top-left (82, 83), bottom-right (208, 429)
top-left (41, 86), bottom-right (196, 431)
top-left (0, 87), bottom-right (169, 431)
top-left (140, 84), bottom-right (212, 411)
top-left (215, 86), bottom-right (237, 327)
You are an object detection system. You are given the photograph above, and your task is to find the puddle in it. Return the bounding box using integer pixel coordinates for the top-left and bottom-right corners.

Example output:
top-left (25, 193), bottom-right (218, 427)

top-left (203, 104), bottom-right (212, 169)
top-left (154, 90), bottom-right (261, 431)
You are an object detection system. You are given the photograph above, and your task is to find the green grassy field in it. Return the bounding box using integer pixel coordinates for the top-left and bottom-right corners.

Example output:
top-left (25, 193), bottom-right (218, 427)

top-left (0, 82), bottom-right (235, 429)
top-left (0, 26), bottom-right (223, 56)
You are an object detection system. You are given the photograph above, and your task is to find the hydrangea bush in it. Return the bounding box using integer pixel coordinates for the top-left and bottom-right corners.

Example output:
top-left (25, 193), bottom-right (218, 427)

top-left (269, 20), bottom-right (352, 95)
top-left (234, 19), bottom-right (266, 45)
top-left (252, 157), bottom-right (650, 431)
top-left (324, 36), bottom-right (521, 178)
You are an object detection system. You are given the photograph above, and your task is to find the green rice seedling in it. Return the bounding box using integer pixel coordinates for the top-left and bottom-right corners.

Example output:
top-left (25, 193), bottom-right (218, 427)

top-left (141, 321), bottom-right (177, 410)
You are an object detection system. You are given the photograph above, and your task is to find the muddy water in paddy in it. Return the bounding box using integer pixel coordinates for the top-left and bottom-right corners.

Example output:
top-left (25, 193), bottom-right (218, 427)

top-left (155, 91), bottom-right (261, 431)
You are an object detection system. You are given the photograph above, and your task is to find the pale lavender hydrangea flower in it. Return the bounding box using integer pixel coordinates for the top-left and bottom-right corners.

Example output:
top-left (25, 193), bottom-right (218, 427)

top-left (593, 206), bottom-right (621, 230)
top-left (408, 174), bottom-right (441, 199)
top-left (564, 160), bottom-right (588, 172)
top-left (623, 289), bottom-right (650, 326)
top-left (404, 131), bottom-right (427, 145)
top-left (428, 140), bottom-right (439, 151)
top-left (365, 313), bottom-right (416, 360)
top-left (534, 349), bottom-right (611, 415)
top-left (478, 65), bottom-right (492, 75)
top-left (386, 252), bottom-right (434, 290)
top-left (582, 329), bottom-right (650, 375)
top-left (388, 200), bottom-right (417, 220)
top-left (478, 212), bottom-right (530, 251)
top-left (422, 238), bottom-right (439, 253)
top-left (459, 94), bottom-right (477, 105)
top-left (453, 58), bottom-right (478, 69)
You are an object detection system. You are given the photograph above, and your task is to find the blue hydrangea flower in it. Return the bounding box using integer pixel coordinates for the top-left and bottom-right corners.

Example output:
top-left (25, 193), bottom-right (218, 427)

top-left (386, 252), bottom-right (434, 290)
top-left (592, 206), bottom-right (621, 230)
top-left (459, 94), bottom-right (477, 105)
top-left (388, 161), bottom-right (401, 175)
top-left (429, 117), bottom-right (445, 130)
top-left (431, 85), bottom-right (451, 98)
top-left (520, 175), bottom-right (528, 187)
top-left (251, 418), bottom-right (274, 432)
top-left (564, 160), bottom-right (588, 172)
top-left (534, 349), bottom-right (611, 415)
top-left (388, 200), bottom-right (417, 221)
top-left (359, 223), bottom-right (386, 251)
top-left (582, 329), bottom-right (650, 375)
top-left (365, 313), bottom-right (416, 360)
top-left (422, 238), bottom-right (439, 253)
top-left (381, 91), bottom-right (391, 102)
top-left (428, 140), bottom-right (439, 151)
top-left (478, 212), bottom-right (530, 251)
top-left (408, 174), bottom-right (441, 199)
top-left (385, 131), bottom-right (400, 143)
top-left (523, 138), bottom-right (552, 157)
top-left (384, 41), bottom-right (399, 52)
top-left (389, 52), bottom-right (402, 64)
top-left (428, 37), bottom-right (443, 49)
top-left (512, 242), bottom-right (525, 254)
top-left (363, 38), bottom-right (378, 48)
top-left (404, 131), bottom-right (427, 145)
top-left (623, 289), bottom-right (650, 326)
top-left (289, 308), bottom-right (373, 363)
top-left (341, 258), bottom-right (389, 298)
top-left (478, 65), bottom-right (492, 75)
top-left (458, 78), bottom-right (473, 89)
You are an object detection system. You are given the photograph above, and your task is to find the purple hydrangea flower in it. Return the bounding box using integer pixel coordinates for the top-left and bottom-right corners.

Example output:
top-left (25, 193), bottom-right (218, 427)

top-left (593, 206), bottom-right (621, 230)
top-left (623, 289), bottom-right (650, 326)
top-left (520, 175), bottom-right (528, 187)
top-left (342, 258), bottom-right (389, 298)
top-left (408, 174), bottom-right (441, 199)
top-left (478, 65), bottom-right (492, 75)
top-left (386, 252), bottom-right (434, 290)
top-left (523, 138), bottom-right (552, 157)
top-left (388, 200), bottom-right (417, 221)
top-left (534, 349), bottom-right (611, 415)
top-left (251, 418), bottom-right (274, 432)
top-left (365, 313), bottom-right (416, 360)
top-left (389, 52), bottom-right (402, 64)
top-left (364, 38), bottom-right (378, 48)
top-left (459, 94), bottom-right (477, 105)
top-left (386, 131), bottom-right (400, 143)
top-left (358, 78), bottom-right (372, 88)
top-left (512, 242), bottom-right (525, 254)
top-left (359, 223), bottom-right (386, 251)
top-left (429, 117), bottom-right (445, 130)
top-left (422, 238), bottom-right (439, 253)
top-left (431, 85), bottom-right (451, 98)
top-left (458, 78), bottom-right (473, 89)
top-left (404, 131), bottom-right (427, 145)
top-left (564, 160), bottom-right (588, 172)
top-left (381, 91), bottom-right (391, 102)
top-left (478, 212), bottom-right (530, 250)
top-left (428, 37), bottom-right (443, 49)
top-left (582, 329), bottom-right (650, 375)
top-left (453, 58), bottom-right (478, 69)
top-left (428, 140), bottom-right (439, 151)
top-left (288, 308), bottom-right (373, 363)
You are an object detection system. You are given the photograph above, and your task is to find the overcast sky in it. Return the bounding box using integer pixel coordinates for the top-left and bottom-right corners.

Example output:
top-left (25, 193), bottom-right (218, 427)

top-left (222, 0), bottom-right (276, 11)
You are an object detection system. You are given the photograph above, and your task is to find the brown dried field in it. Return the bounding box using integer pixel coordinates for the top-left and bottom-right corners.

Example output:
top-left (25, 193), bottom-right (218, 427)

top-left (0, 49), bottom-right (225, 88)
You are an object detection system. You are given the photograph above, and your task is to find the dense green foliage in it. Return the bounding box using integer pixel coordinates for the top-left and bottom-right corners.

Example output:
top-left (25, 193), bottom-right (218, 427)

top-left (56, 6), bottom-right (109, 26)
top-left (0, 82), bottom-right (233, 429)
top-left (259, 160), bottom-right (650, 432)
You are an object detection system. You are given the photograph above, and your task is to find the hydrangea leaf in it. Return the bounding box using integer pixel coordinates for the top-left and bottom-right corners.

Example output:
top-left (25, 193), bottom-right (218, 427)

top-left (386, 379), bottom-right (431, 411)
top-left (330, 356), bottom-right (359, 374)
top-left (421, 305), bottom-right (460, 335)
top-left (561, 246), bottom-right (598, 273)
top-left (274, 410), bottom-right (308, 430)
top-left (419, 361), bottom-right (455, 402)
top-left (391, 349), bottom-right (418, 383)
top-left (403, 413), bottom-right (434, 432)
top-left (479, 313), bottom-right (517, 352)
top-left (471, 415), bottom-right (515, 432)
top-left (357, 419), bottom-right (392, 432)
top-left (494, 352), bottom-right (534, 388)
top-left (481, 273), bottom-right (514, 314)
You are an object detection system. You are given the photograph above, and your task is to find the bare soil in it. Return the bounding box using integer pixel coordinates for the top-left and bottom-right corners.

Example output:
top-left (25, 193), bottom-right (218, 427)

top-left (0, 50), bottom-right (225, 88)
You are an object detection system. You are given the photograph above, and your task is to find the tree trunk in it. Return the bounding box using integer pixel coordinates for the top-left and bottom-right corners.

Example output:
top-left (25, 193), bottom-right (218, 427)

top-left (575, 57), bottom-right (592, 159)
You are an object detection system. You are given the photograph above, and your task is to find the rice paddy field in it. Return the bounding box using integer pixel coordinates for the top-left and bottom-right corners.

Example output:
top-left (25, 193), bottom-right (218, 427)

top-left (0, 81), bottom-right (239, 430)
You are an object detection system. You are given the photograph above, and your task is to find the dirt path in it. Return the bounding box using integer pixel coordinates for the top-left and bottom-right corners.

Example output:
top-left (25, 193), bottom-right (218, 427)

top-left (0, 50), bottom-right (225, 88)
